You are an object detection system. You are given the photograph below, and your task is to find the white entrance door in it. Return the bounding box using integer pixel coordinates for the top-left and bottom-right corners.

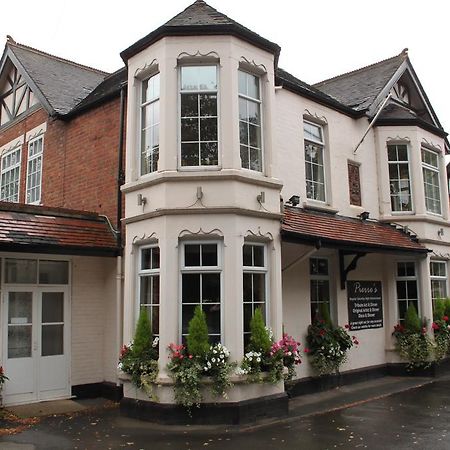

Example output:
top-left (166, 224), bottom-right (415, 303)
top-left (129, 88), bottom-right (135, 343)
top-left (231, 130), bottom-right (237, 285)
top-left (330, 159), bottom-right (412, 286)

top-left (3, 288), bottom-right (70, 405)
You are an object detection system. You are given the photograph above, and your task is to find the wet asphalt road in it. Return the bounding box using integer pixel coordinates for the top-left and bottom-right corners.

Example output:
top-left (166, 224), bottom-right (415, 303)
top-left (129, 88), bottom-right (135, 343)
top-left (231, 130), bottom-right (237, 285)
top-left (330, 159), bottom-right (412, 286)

top-left (1, 380), bottom-right (450, 450)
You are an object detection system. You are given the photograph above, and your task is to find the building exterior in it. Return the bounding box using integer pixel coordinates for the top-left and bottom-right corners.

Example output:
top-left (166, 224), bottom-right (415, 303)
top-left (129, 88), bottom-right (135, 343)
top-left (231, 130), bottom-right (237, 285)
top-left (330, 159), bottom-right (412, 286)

top-left (0, 0), bottom-right (449, 423)
top-left (0, 39), bottom-right (126, 405)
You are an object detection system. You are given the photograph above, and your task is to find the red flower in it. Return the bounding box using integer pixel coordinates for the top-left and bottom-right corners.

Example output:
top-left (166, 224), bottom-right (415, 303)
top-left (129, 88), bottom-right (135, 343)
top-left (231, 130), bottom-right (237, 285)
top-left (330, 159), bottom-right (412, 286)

top-left (344, 324), bottom-right (350, 329)
top-left (443, 316), bottom-right (449, 322)
top-left (319, 329), bottom-right (326, 336)
top-left (421, 327), bottom-right (427, 335)
top-left (304, 348), bottom-right (310, 354)
top-left (354, 340), bottom-right (359, 345)
top-left (432, 322), bottom-right (440, 330)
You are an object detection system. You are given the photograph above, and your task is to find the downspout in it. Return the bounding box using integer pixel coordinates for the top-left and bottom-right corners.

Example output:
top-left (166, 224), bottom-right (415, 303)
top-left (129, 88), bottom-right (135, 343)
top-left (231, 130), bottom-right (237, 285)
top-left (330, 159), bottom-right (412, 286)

top-left (116, 84), bottom-right (126, 387)
top-left (353, 93), bottom-right (392, 154)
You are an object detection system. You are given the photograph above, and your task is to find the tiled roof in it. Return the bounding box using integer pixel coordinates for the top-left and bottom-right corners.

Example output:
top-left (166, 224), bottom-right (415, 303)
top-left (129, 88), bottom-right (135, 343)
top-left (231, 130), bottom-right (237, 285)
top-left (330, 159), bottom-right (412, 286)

top-left (8, 42), bottom-right (108, 115)
top-left (313, 51), bottom-right (407, 112)
top-left (121, 0), bottom-right (280, 61)
top-left (276, 68), bottom-right (362, 117)
top-left (0, 202), bottom-right (119, 256)
top-left (282, 206), bottom-right (427, 254)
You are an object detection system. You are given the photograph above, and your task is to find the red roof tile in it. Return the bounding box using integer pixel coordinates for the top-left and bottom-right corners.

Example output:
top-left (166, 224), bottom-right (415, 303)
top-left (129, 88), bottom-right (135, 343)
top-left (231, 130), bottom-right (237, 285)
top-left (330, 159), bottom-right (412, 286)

top-left (0, 202), bottom-right (118, 256)
top-left (282, 207), bottom-right (428, 254)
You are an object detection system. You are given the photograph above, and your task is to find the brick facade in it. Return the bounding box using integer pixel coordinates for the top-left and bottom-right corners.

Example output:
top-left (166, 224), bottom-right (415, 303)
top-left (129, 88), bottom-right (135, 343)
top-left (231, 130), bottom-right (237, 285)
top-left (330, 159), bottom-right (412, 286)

top-left (0, 97), bottom-right (124, 227)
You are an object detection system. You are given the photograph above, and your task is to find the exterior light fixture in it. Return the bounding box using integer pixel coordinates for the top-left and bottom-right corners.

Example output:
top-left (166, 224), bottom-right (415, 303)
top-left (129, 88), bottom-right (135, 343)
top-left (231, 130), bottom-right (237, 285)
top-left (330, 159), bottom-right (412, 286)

top-left (288, 195), bottom-right (300, 206)
top-left (359, 211), bottom-right (370, 220)
top-left (137, 193), bottom-right (147, 206)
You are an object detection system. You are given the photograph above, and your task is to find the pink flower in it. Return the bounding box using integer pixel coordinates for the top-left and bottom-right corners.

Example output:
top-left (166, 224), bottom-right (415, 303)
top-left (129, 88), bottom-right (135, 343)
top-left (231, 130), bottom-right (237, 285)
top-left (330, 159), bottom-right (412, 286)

top-left (344, 324), bottom-right (350, 329)
top-left (304, 348), bottom-right (310, 354)
top-left (432, 322), bottom-right (440, 330)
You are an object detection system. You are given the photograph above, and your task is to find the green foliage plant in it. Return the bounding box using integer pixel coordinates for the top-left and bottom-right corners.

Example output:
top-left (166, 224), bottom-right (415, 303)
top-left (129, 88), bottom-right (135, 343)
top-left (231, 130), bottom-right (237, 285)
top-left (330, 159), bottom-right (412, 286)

top-left (187, 306), bottom-right (210, 358)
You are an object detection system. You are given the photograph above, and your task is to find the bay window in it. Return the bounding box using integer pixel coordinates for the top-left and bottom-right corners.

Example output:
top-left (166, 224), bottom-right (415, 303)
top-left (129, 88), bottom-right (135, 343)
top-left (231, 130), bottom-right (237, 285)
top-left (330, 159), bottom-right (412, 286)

top-left (422, 148), bottom-right (441, 215)
top-left (138, 246), bottom-right (160, 335)
top-left (239, 70), bottom-right (262, 172)
top-left (181, 243), bottom-right (221, 342)
top-left (180, 66), bottom-right (218, 167)
top-left (304, 121), bottom-right (326, 202)
top-left (140, 73), bottom-right (160, 175)
top-left (387, 144), bottom-right (412, 212)
top-left (243, 243), bottom-right (267, 346)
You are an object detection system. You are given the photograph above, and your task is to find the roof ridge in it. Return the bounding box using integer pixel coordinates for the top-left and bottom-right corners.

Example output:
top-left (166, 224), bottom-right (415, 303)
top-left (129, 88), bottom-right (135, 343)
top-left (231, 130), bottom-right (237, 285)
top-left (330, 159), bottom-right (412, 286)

top-left (8, 41), bottom-right (109, 76)
top-left (314, 49), bottom-right (408, 87)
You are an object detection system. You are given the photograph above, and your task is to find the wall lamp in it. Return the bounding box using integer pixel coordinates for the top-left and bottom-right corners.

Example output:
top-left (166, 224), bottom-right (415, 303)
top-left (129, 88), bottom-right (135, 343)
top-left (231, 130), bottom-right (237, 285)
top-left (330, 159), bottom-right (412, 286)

top-left (359, 211), bottom-right (370, 221)
top-left (137, 193), bottom-right (147, 206)
top-left (288, 195), bottom-right (300, 206)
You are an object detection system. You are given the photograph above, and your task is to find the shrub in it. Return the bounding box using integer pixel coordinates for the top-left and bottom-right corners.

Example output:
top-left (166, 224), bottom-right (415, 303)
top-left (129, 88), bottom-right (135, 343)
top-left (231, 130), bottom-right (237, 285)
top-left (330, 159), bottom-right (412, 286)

top-left (404, 304), bottom-right (421, 333)
top-left (434, 299), bottom-right (446, 321)
top-left (118, 308), bottom-right (159, 390)
top-left (187, 306), bottom-right (210, 358)
top-left (247, 308), bottom-right (272, 354)
top-left (432, 300), bottom-right (450, 361)
top-left (444, 298), bottom-right (450, 318)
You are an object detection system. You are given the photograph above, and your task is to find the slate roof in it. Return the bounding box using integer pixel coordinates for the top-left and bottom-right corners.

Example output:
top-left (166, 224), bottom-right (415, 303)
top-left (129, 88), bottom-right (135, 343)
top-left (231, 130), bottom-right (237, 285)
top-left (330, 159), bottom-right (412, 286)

top-left (68, 67), bottom-right (127, 117)
top-left (121, 0), bottom-right (280, 62)
top-left (282, 206), bottom-right (427, 254)
top-left (7, 42), bottom-right (108, 116)
top-left (276, 68), bottom-right (362, 117)
top-left (313, 51), bottom-right (407, 112)
top-left (0, 202), bottom-right (119, 256)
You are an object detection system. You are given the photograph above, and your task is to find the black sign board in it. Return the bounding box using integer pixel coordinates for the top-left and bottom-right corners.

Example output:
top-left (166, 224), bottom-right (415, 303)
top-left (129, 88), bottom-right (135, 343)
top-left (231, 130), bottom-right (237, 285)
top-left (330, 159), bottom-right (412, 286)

top-left (347, 281), bottom-right (383, 331)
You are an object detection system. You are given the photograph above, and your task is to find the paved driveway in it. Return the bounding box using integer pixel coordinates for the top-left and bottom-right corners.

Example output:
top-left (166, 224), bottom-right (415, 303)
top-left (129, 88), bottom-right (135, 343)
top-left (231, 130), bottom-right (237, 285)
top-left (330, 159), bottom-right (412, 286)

top-left (0, 379), bottom-right (448, 450)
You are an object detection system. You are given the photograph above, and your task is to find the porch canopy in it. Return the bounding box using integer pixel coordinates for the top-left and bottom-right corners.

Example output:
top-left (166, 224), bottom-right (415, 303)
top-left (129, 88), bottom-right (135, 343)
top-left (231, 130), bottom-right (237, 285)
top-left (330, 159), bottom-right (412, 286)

top-left (281, 206), bottom-right (428, 288)
top-left (0, 202), bottom-right (119, 257)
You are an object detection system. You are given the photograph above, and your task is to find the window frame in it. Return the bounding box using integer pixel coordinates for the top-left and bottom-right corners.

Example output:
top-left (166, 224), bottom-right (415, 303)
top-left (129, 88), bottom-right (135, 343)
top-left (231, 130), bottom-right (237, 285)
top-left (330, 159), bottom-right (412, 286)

top-left (421, 147), bottom-right (442, 216)
top-left (0, 144), bottom-right (21, 203)
top-left (387, 143), bottom-right (413, 214)
top-left (25, 135), bottom-right (44, 205)
top-left (238, 69), bottom-right (264, 173)
top-left (242, 242), bottom-right (269, 345)
top-left (139, 72), bottom-right (160, 177)
top-left (179, 240), bottom-right (223, 342)
top-left (430, 260), bottom-right (447, 307)
top-left (309, 256), bottom-right (332, 323)
top-left (137, 244), bottom-right (160, 336)
top-left (395, 261), bottom-right (420, 322)
top-left (178, 64), bottom-right (220, 170)
top-left (304, 120), bottom-right (327, 203)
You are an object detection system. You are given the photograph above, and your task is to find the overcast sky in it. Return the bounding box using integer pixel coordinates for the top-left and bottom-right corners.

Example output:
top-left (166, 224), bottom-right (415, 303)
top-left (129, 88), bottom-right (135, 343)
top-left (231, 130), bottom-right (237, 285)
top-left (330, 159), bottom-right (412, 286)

top-left (2, 0), bottom-right (449, 131)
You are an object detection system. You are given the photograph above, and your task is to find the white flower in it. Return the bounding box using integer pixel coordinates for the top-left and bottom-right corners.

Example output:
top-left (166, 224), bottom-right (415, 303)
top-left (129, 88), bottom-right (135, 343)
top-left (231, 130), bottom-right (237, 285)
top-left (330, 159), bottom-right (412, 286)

top-left (204, 366), bottom-right (208, 371)
top-left (152, 337), bottom-right (160, 347)
top-left (220, 354), bottom-right (224, 359)
top-left (256, 357), bottom-right (261, 363)
top-left (213, 349), bottom-right (217, 354)
top-left (212, 358), bottom-right (216, 363)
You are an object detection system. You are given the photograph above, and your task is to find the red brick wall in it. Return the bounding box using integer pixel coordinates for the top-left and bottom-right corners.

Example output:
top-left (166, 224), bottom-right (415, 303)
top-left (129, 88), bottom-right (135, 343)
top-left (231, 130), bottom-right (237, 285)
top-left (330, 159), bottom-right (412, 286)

top-left (0, 98), bottom-right (125, 228)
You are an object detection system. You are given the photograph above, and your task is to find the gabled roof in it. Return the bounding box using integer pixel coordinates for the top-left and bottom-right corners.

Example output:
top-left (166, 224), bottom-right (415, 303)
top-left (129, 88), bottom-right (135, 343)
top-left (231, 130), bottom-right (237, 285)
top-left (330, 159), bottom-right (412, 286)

top-left (121, 0), bottom-right (280, 63)
top-left (0, 202), bottom-right (119, 257)
top-left (282, 206), bottom-right (428, 255)
top-left (313, 51), bottom-right (407, 112)
top-left (1, 39), bottom-right (108, 116)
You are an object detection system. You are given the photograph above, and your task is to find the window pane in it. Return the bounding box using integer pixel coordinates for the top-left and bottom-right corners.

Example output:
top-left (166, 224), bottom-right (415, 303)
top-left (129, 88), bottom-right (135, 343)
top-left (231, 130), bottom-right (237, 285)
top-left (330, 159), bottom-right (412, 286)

top-left (181, 143), bottom-right (199, 166)
top-left (39, 261), bottom-right (69, 284)
top-left (252, 274), bottom-right (266, 302)
top-left (243, 273), bottom-right (252, 301)
top-left (42, 292), bottom-right (64, 323)
top-left (8, 325), bottom-right (32, 358)
top-left (200, 142), bottom-right (218, 166)
top-left (185, 244), bottom-right (201, 266)
top-left (8, 292), bottom-right (32, 323)
top-left (181, 118), bottom-right (199, 141)
top-left (5, 259), bottom-right (37, 284)
top-left (200, 94), bottom-right (217, 116)
top-left (202, 244), bottom-right (217, 266)
top-left (202, 273), bottom-right (220, 303)
top-left (181, 94), bottom-right (198, 117)
top-left (200, 118), bottom-right (217, 141)
top-left (181, 66), bottom-right (216, 91)
top-left (203, 304), bottom-right (221, 335)
top-left (182, 274), bottom-right (200, 303)
top-left (243, 245), bottom-right (252, 266)
top-left (140, 277), bottom-right (152, 305)
top-left (182, 305), bottom-right (196, 334)
top-left (152, 276), bottom-right (160, 304)
top-left (304, 122), bottom-right (322, 143)
top-left (42, 324), bottom-right (64, 356)
top-left (151, 306), bottom-right (159, 336)
top-left (396, 281), bottom-right (407, 299)
top-left (238, 70), bottom-right (247, 96)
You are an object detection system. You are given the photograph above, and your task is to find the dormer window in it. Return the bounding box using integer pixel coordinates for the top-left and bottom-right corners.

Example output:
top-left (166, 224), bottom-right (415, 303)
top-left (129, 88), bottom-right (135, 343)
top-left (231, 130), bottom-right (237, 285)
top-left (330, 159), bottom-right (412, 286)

top-left (180, 66), bottom-right (218, 167)
top-left (140, 73), bottom-right (160, 175)
top-left (392, 82), bottom-right (410, 105)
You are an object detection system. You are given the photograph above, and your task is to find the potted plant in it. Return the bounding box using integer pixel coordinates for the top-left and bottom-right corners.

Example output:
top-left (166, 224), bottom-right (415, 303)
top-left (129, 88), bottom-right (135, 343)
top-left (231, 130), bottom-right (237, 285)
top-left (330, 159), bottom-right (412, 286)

top-left (167, 306), bottom-right (234, 410)
top-left (305, 307), bottom-right (358, 377)
top-left (118, 308), bottom-right (159, 396)
top-left (393, 304), bottom-right (433, 371)
top-left (431, 299), bottom-right (450, 362)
